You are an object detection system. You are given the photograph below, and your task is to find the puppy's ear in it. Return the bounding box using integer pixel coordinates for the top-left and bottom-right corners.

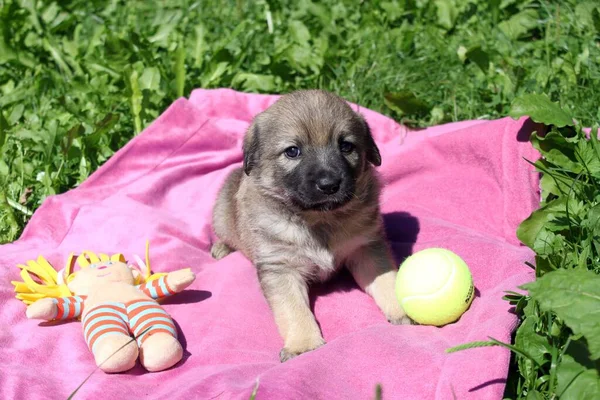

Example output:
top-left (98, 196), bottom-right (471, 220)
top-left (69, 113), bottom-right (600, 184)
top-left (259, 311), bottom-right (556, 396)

top-left (361, 117), bottom-right (381, 166)
top-left (243, 121), bottom-right (260, 175)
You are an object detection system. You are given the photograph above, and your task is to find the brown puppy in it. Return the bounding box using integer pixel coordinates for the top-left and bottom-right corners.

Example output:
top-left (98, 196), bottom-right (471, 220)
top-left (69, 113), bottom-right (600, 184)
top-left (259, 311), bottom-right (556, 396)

top-left (211, 90), bottom-right (411, 362)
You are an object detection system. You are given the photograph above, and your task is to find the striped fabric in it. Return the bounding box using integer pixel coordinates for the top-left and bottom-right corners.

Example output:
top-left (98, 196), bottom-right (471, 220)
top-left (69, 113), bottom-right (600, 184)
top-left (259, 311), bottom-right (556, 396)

top-left (126, 300), bottom-right (177, 346)
top-left (81, 299), bottom-right (177, 354)
top-left (136, 276), bottom-right (176, 300)
top-left (52, 296), bottom-right (85, 320)
top-left (82, 302), bottom-right (130, 353)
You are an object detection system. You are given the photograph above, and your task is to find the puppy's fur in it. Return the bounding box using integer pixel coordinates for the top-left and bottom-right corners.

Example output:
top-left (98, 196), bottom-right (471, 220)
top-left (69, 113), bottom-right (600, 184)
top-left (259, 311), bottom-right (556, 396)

top-left (211, 90), bottom-right (410, 362)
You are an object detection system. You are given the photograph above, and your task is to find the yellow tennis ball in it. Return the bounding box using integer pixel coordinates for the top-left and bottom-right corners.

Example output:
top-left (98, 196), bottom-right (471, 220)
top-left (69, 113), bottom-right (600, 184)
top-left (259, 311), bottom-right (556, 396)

top-left (395, 248), bottom-right (475, 326)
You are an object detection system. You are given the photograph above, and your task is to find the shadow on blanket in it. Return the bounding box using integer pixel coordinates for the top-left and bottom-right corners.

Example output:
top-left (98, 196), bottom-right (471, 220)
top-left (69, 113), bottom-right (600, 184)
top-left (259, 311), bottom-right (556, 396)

top-left (383, 211), bottom-right (420, 265)
top-left (161, 289), bottom-right (212, 306)
top-left (308, 211), bottom-right (420, 317)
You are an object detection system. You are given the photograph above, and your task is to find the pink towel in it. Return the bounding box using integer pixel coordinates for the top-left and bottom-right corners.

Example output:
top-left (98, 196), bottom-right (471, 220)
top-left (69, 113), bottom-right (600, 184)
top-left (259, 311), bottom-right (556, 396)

top-left (0, 89), bottom-right (540, 399)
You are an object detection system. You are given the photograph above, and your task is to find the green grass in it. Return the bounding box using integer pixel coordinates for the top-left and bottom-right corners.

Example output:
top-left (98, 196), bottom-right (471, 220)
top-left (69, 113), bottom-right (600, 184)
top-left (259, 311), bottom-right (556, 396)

top-left (1, 0), bottom-right (600, 398)
top-left (449, 94), bottom-right (600, 399)
top-left (2, 0), bottom-right (599, 244)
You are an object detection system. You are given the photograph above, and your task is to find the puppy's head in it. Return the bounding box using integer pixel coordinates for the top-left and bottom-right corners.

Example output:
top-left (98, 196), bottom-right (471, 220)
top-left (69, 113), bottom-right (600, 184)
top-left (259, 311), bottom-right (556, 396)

top-left (243, 90), bottom-right (381, 212)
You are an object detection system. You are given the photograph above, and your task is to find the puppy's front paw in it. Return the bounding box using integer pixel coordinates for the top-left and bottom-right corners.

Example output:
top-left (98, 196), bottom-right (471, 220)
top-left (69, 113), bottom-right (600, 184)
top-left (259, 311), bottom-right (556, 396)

top-left (385, 301), bottom-right (415, 325)
top-left (388, 314), bottom-right (415, 325)
top-left (210, 241), bottom-right (233, 260)
top-left (279, 348), bottom-right (301, 363)
top-left (279, 337), bottom-right (325, 362)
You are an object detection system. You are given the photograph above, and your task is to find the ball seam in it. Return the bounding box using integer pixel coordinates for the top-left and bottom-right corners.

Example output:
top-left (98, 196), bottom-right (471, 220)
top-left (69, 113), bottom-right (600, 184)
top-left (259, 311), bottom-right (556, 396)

top-left (399, 254), bottom-right (458, 305)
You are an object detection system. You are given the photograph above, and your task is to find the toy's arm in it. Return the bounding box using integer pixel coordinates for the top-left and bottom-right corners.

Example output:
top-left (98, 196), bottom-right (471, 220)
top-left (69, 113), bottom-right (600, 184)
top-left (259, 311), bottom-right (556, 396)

top-left (137, 269), bottom-right (195, 300)
top-left (26, 296), bottom-right (85, 321)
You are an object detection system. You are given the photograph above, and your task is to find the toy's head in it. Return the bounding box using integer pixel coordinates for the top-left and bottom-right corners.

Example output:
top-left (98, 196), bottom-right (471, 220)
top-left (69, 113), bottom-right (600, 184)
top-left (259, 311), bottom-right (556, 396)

top-left (12, 242), bottom-right (167, 306)
top-left (67, 260), bottom-right (142, 296)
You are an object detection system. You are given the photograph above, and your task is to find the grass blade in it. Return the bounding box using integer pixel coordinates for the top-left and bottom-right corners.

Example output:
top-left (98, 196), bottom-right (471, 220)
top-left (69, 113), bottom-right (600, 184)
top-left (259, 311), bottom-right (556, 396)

top-left (129, 69), bottom-right (143, 135)
top-left (67, 326), bottom-right (152, 399)
top-left (446, 337), bottom-right (540, 367)
top-left (175, 40), bottom-right (186, 98)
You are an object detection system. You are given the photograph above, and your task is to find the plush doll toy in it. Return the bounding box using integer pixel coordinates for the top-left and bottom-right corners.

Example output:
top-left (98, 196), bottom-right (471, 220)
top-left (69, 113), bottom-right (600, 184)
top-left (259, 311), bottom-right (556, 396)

top-left (11, 242), bottom-right (195, 373)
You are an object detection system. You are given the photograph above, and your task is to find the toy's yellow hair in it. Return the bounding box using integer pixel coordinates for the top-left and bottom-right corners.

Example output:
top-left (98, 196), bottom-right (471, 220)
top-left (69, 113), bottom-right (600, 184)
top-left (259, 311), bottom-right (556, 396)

top-left (12, 241), bottom-right (167, 305)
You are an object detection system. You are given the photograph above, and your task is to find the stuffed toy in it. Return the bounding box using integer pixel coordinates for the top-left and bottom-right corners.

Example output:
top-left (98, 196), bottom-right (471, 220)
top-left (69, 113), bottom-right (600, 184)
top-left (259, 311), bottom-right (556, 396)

top-left (11, 242), bottom-right (196, 373)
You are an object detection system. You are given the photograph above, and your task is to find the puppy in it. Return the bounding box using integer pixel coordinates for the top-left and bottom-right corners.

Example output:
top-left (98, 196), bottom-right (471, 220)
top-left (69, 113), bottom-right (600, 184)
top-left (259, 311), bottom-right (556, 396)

top-left (211, 89), bottom-right (410, 362)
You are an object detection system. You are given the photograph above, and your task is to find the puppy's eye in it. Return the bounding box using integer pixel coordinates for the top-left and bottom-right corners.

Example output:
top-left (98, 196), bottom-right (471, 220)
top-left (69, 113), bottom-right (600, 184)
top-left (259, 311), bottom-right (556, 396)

top-left (339, 141), bottom-right (355, 153)
top-left (284, 146), bottom-right (301, 159)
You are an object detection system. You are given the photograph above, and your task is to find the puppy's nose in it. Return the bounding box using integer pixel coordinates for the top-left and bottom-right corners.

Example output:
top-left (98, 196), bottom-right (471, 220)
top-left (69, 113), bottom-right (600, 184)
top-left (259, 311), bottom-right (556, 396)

top-left (316, 175), bottom-right (341, 195)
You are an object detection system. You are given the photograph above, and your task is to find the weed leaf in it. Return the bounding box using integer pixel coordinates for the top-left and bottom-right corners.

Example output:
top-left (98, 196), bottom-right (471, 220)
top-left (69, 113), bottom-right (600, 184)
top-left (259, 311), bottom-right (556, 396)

top-left (384, 91), bottom-right (431, 117)
top-left (509, 94), bottom-right (573, 128)
top-left (522, 270), bottom-right (600, 360)
top-left (517, 197), bottom-right (567, 250)
top-left (556, 339), bottom-right (600, 400)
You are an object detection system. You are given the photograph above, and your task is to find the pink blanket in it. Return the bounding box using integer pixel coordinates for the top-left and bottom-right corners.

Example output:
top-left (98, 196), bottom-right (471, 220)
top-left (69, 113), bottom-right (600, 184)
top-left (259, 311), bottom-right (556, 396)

top-left (0, 89), bottom-right (540, 399)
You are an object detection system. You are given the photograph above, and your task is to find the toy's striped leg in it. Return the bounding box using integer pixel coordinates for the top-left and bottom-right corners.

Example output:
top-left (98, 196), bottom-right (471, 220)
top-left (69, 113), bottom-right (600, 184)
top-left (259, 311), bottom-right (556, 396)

top-left (82, 303), bottom-right (138, 373)
top-left (126, 300), bottom-right (183, 372)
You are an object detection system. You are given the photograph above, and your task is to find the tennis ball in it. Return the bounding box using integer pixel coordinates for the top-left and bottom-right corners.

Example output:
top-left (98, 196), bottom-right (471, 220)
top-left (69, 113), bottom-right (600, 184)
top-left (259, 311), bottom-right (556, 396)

top-left (395, 248), bottom-right (474, 326)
